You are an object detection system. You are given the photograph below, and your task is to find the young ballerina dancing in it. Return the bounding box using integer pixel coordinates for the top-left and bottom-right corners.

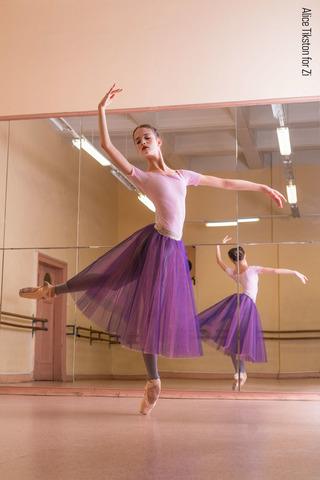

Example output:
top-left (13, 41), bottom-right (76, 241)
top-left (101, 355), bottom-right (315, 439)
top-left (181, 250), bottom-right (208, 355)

top-left (19, 85), bottom-right (286, 414)
top-left (199, 236), bottom-right (308, 390)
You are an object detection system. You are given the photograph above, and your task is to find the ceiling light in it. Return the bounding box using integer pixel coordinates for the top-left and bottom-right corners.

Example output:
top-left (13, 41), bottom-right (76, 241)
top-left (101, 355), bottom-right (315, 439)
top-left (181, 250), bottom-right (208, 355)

top-left (271, 104), bottom-right (284, 119)
top-left (205, 218), bottom-right (260, 227)
top-left (110, 169), bottom-right (137, 191)
top-left (72, 138), bottom-right (111, 166)
top-left (276, 127), bottom-right (291, 156)
top-left (49, 117), bottom-right (64, 131)
top-left (286, 183), bottom-right (298, 204)
top-left (138, 194), bottom-right (156, 212)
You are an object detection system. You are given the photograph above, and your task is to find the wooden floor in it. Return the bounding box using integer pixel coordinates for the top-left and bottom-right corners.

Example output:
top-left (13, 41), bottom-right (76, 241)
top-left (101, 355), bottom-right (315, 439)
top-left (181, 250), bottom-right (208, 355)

top-left (0, 391), bottom-right (320, 480)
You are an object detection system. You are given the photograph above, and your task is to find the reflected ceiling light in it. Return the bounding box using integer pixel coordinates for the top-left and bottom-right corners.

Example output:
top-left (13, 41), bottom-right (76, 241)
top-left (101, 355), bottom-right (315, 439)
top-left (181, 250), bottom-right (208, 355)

top-left (72, 138), bottom-right (111, 166)
top-left (276, 127), bottom-right (291, 156)
top-left (286, 183), bottom-right (298, 204)
top-left (138, 194), bottom-right (156, 212)
top-left (205, 218), bottom-right (260, 227)
top-left (110, 169), bottom-right (136, 191)
top-left (49, 117), bottom-right (64, 131)
top-left (271, 104), bottom-right (285, 120)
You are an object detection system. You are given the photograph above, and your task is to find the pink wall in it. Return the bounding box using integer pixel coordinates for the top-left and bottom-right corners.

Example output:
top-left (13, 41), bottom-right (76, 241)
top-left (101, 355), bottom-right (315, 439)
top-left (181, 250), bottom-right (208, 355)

top-left (1, 0), bottom-right (319, 117)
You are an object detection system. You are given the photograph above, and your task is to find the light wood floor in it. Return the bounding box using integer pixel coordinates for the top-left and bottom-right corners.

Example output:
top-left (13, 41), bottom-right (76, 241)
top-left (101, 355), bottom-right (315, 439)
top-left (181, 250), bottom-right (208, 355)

top-left (0, 393), bottom-right (319, 480)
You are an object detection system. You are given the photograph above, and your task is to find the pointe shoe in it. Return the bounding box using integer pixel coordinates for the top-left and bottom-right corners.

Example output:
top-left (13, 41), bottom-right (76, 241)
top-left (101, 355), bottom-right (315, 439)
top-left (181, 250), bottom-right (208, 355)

top-left (19, 281), bottom-right (55, 300)
top-left (239, 372), bottom-right (247, 388)
top-left (139, 378), bottom-right (161, 415)
top-left (232, 372), bottom-right (247, 391)
top-left (232, 373), bottom-right (239, 391)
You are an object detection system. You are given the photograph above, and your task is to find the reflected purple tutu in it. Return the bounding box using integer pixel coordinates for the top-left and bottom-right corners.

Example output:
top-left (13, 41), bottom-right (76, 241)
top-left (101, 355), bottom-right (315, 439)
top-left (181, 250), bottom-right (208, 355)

top-left (68, 224), bottom-right (202, 358)
top-left (199, 293), bottom-right (266, 363)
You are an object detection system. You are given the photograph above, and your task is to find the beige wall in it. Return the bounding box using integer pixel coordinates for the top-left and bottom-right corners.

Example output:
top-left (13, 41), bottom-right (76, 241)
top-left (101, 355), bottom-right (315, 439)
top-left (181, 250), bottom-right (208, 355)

top-left (0, 119), bottom-right (319, 377)
top-left (0, 119), bottom-right (118, 376)
top-left (114, 165), bottom-right (319, 376)
top-left (0, 0), bottom-right (319, 117)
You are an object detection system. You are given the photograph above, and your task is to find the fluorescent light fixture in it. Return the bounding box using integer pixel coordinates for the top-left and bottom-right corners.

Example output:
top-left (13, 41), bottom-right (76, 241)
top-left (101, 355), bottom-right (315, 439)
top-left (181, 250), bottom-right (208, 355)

top-left (271, 104), bottom-right (284, 119)
top-left (110, 169), bottom-right (136, 191)
top-left (206, 218), bottom-right (260, 227)
top-left (276, 127), bottom-right (291, 156)
top-left (49, 117), bottom-right (64, 131)
top-left (286, 184), bottom-right (297, 204)
top-left (138, 194), bottom-right (156, 212)
top-left (72, 138), bottom-right (111, 166)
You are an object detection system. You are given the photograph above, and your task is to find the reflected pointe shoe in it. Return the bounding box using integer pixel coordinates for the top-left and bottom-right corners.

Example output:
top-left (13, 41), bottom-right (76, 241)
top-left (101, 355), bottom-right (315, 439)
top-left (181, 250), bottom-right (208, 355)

top-left (19, 281), bottom-right (55, 300)
top-left (239, 372), bottom-right (247, 388)
top-left (139, 378), bottom-right (161, 415)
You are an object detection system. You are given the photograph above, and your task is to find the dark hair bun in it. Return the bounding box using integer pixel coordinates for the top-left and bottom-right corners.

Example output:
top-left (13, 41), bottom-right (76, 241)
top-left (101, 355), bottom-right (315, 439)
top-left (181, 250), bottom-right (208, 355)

top-left (228, 246), bottom-right (245, 261)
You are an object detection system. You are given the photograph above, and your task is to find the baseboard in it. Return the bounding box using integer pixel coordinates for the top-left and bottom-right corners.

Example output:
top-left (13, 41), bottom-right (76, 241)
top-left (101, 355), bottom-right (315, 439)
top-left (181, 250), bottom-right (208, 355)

top-left (68, 371), bottom-right (320, 381)
top-left (0, 373), bottom-right (33, 383)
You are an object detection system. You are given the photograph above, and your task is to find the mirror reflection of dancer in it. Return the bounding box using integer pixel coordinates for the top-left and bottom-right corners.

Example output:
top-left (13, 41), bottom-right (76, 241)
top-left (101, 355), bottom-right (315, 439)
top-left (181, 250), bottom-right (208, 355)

top-left (19, 85), bottom-right (286, 415)
top-left (199, 236), bottom-right (308, 391)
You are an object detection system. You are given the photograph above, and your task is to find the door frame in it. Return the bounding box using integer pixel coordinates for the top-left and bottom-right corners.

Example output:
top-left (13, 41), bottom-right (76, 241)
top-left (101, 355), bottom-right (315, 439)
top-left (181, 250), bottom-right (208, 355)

top-left (35, 252), bottom-right (68, 381)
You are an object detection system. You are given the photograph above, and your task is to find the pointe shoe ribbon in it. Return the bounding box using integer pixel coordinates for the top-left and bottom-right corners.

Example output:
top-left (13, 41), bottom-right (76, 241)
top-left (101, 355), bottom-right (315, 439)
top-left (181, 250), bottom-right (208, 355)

top-left (19, 281), bottom-right (55, 300)
top-left (139, 378), bottom-right (161, 415)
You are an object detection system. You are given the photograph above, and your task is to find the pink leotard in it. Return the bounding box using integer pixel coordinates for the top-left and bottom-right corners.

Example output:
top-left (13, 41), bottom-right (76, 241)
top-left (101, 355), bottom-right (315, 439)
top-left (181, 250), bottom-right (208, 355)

top-left (129, 166), bottom-right (200, 238)
top-left (226, 266), bottom-right (262, 302)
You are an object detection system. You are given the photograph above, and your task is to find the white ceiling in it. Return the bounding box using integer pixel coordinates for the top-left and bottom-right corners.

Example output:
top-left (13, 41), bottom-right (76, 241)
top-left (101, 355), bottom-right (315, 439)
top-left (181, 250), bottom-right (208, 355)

top-left (53, 101), bottom-right (320, 174)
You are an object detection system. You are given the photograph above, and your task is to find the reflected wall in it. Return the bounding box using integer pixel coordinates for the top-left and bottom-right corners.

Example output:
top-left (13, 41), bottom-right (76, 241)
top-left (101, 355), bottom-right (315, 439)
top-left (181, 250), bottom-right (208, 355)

top-left (0, 100), bottom-right (319, 392)
top-left (237, 102), bottom-right (320, 380)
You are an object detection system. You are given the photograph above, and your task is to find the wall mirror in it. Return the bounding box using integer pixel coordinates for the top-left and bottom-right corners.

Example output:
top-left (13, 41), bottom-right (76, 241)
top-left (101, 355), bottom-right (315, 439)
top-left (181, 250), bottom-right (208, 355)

top-left (0, 99), bottom-right (319, 395)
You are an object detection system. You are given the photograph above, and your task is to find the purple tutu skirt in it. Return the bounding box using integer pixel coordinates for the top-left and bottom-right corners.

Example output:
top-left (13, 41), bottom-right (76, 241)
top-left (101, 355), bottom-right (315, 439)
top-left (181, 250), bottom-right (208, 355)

top-left (68, 224), bottom-right (202, 358)
top-left (199, 293), bottom-right (266, 363)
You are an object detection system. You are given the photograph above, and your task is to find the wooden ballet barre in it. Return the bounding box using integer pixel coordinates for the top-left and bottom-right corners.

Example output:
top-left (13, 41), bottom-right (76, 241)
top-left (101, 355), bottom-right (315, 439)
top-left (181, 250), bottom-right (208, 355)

top-left (264, 329), bottom-right (320, 334)
top-left (1, 311), bottom-right (48, 323)
top-left (76, 333), bottom-right (111, 342)
top-left (265, 336), bottom-right (320, 341)
top-left (0, 320), bottom-right (47, 331)
top-left (263, 328), bottom-right (320, 340)
top-left (66, 324), bottom-right (120, 346)
top-left (0, 311), bottom-right (48, 332)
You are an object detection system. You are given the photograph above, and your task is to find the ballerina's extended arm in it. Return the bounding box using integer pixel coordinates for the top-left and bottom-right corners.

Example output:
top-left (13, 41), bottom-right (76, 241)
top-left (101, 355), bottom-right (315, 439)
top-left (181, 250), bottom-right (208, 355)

top-left (98, 84), bottom-right (133, 176)
top-left (260, 267), bottom-right (308, 284)
top-left (216, 235), bottom-right (232, 272)
top-left (198, 175), bottom-right (286, 208)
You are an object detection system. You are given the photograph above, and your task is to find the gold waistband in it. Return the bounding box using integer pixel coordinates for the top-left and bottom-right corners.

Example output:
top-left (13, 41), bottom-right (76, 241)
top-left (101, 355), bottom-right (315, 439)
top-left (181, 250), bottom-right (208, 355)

top-left (154, 224), bottom-right (182, 241)
top-left (244, 291), bottom-right (255, 303)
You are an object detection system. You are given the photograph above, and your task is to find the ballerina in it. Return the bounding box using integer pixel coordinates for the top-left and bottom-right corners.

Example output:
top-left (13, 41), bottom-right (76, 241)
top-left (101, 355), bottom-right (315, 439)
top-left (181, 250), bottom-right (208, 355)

top-left (20, 85), bottom-right (286, 414)
top-left (199, 236), bottom-right (308, 390)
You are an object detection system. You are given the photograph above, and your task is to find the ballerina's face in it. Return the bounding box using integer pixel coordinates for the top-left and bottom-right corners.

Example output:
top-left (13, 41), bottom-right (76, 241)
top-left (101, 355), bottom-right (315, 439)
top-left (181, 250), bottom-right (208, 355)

top-left (133, 127), bottom-right (162, 158)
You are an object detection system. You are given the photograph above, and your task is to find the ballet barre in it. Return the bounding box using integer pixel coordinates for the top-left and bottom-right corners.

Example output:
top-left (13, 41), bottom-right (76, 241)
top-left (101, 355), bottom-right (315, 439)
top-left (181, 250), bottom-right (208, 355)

top-left (0, 311), bottom-right (48, 332)
top-left (264, 328), bottom-right (320, 341)
top-left (66, 324), bottom-right (120, 347)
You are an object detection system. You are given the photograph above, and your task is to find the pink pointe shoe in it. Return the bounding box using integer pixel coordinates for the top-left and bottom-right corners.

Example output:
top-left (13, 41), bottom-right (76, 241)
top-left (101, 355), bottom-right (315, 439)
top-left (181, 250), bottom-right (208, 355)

top-left (139, 378), bottom-right (161, 415)
top-left (232, 372), bottom-right (247, 391)
top-left (19, 281), bottom-right (55, 300)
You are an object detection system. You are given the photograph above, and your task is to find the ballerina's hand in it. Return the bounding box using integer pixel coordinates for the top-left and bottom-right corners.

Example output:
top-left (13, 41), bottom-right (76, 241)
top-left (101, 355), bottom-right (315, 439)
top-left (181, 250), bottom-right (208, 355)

top-left (263, 186), bottom-right (287, 208)
top-left (296, 272), bottom-right (308, 284)
top-left (99, 84), bottom-right (123, 109)
top-left (222, 235), bottom-right (232, 245)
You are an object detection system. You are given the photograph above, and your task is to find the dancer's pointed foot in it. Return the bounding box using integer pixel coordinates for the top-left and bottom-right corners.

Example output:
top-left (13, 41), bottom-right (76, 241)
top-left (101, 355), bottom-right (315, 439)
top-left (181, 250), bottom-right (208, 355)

top-left (139, 378), bottom-right (161, 415)
top-left (232, 373), bottom-right (239, 391)
top-left (19, 281), bottom-right (56, 300)
top-left (239, 372), bottom-right (247, 388)
top-left (232, 372), bottom-right (247, 391)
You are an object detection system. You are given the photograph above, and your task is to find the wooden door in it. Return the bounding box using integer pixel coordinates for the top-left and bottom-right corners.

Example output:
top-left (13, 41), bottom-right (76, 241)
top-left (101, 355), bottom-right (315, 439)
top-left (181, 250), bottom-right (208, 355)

top-left (34, 264), bottom-right (57, 380)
